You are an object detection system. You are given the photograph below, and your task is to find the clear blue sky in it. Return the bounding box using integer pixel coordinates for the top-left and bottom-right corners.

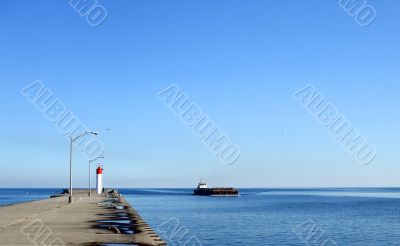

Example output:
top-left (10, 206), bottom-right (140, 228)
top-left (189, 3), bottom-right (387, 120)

top-left (0, 0), bottom-right (399, 188)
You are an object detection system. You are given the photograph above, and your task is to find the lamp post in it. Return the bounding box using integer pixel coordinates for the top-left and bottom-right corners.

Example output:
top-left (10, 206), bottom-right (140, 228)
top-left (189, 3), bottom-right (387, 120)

top-left (69, 131), bottom-right (99, 204)
top-left (89, 154), bottom-right (104, 196)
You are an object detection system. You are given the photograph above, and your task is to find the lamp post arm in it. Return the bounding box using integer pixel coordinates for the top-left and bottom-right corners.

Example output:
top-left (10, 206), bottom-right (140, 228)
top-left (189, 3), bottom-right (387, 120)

top-left (72, 131), bottom-right (91, 142)
top-left (89, 155), bottom-right (105, 164)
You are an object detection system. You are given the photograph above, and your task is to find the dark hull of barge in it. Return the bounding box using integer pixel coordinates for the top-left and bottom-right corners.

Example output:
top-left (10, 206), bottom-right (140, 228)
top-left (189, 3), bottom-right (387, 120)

top-left (193, 188), bottom-right (239, 196)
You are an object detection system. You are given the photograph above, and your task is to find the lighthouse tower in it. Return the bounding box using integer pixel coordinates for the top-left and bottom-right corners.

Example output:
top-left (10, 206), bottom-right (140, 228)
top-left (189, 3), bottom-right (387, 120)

top-left (96, 165), bottom-right (104, 194)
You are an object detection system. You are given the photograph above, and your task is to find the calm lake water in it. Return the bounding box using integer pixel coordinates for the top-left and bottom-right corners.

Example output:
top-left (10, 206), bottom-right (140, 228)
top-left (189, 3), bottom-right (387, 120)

top-left (0, 188), bottom-right (62, 206)
top-left (2, 188), bottom-right (400, 245)
top-left (122, 188), bottom-right (400, 246)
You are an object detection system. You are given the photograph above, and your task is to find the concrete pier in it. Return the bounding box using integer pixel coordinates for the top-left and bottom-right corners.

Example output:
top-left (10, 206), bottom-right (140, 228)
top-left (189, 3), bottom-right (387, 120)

top-left (0, 191), bottom-right (166, 245)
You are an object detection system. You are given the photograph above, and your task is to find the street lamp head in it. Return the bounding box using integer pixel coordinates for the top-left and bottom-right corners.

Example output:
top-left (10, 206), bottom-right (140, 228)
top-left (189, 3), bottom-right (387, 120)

top-left (91, 131), bottom-right (99, 135)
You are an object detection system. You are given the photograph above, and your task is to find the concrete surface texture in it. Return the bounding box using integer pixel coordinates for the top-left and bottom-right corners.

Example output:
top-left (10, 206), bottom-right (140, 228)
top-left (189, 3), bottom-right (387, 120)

top-left (0, 193), bottom-right (166, 246)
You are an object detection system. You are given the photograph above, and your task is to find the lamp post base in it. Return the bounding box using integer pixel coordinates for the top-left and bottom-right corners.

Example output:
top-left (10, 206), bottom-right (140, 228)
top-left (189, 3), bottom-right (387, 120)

top-left (69, 196), bottom-right (73, 204)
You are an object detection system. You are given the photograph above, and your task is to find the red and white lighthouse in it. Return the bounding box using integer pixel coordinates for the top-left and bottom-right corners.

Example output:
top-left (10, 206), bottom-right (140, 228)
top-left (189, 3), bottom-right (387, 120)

top-left (96, 165), bottom-right (104, 194)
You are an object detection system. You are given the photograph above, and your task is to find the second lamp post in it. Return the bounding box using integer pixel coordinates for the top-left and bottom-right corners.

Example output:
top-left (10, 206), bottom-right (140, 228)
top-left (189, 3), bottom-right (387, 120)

top-left (88, 154), bottom-right (105, 196)
top-left (69, 131), bottom-right (99, 204)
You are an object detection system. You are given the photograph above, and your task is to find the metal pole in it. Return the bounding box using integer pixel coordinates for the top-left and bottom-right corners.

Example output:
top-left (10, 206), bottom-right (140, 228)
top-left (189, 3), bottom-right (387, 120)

top-left (69, 137), bottom-right (73, 204)
top-left (67, 131), bottom-right (99, 202)
top-left (88, 155), bottom-right (104, 197)
top-left (89, 161), bottom-right (91, 196)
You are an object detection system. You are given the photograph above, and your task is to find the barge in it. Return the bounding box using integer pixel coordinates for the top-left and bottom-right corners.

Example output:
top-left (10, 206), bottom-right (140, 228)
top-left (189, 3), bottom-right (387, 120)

top-left (193, 180), bottom-right (239, 196)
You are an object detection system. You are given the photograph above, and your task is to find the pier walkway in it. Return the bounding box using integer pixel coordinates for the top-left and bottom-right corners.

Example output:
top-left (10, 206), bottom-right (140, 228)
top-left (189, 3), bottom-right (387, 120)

top-left (0, 192), bottom-right (166, 245)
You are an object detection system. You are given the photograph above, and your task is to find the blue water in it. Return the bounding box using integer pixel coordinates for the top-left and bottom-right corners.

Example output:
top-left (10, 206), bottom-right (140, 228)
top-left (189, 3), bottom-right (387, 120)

top-left (0, 189), bottom-right (62, 206)
top-left (2, 188), bottom-right (400, 245)
top-left (121, 188), bottom-right (400, 246)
